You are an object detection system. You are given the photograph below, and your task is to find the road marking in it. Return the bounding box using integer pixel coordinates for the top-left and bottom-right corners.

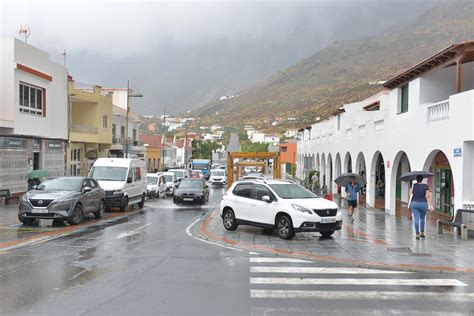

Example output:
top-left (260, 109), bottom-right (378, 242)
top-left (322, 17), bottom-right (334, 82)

top-left (250, 257), bottom-right (314, 263)
top-left (186, 217), bottom-right (202, 237)
top-left (250, 267), bottom-right (412, 274)
top-left (249, 251), bottom-right (260, 255)
top-left (250, 277), bottom-right (467, 286)
top-left (192, 236), bottom-right (243, 252)
top-left (117, 223), bottom-right (152, 239)
top-left (250, 290), bottom-right (474, 301)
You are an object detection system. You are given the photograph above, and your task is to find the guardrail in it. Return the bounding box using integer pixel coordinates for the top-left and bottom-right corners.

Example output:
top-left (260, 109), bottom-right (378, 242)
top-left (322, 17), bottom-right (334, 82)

top-left (427, 99), bottom-right (449, 123)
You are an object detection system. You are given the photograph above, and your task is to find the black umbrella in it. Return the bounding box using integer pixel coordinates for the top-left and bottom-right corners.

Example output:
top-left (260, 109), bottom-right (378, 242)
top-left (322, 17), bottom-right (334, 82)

top-left (399, 171), bottom-right (434, 182)
top-left (334, 173), bottom-right (366, 187)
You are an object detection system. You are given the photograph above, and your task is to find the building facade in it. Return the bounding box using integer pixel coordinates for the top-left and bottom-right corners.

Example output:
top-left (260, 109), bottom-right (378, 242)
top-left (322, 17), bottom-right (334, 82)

top-left (0, 38), bottom-right (68, 194)
top-left (297, 41), bottom-right (474, 216)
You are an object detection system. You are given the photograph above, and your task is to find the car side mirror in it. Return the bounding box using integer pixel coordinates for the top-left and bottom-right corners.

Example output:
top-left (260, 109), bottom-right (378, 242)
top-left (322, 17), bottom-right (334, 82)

top-left (83, 186), bottom-right (92, 193)
top-left (262, 195), bottom-right (272, 203)
top-left (127, 177), bottom-right (133, 184)
top-left (32, 185), bottom-right (37, 190)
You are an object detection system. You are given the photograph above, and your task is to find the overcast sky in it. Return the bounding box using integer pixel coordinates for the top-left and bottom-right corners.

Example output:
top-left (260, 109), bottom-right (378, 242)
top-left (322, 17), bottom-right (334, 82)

top-left (1, 0), bottom-right (439, 115)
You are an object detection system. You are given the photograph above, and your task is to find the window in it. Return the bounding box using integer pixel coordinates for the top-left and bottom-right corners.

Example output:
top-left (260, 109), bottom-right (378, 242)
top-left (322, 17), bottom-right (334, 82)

top-left (102, 115), bottom-right (108, 128)
top-left (280, 146), bottom-right (287, 153)
top-left (120, 126), bottom-right (126, 139)
top-left (400, 84), bottom-right (409, 113)
top-left (134, 167), bottom-right (142, 181)
top-left (253, 185), bottom-right (275, 201)
top-left (19, 82), bottom-right (45, 116)
top-left (112, 124), bottom-right (116, 137)
top-left (337, 115), bottom-right (341, 131)
top-left (233, 183), bottom-right (253, 198)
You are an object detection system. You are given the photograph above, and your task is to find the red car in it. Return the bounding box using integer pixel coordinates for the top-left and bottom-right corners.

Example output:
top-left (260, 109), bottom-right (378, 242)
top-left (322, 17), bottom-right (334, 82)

top-left (190, 170), bottom-right (204, 179)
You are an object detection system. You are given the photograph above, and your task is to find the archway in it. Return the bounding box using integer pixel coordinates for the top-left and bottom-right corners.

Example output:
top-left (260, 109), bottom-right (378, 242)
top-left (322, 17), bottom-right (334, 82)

top-left (327, 154), bottom-right (333, 194)
top-left (423, 150), bottom-right (455, 216)
top-left (335, 153), bottom-right (342, 196)
top-left (344, 152), bottom-right (353, 173)
top-left (355, 152), bottom-right (367, 206)
top-left (315, 153), bottom-right (320, 172)
top-left (321, 153), bottom-right (326, 194)
top-left (390, 151), bottom-right (412, 214)
top-left (369, 151), bottom-right (385, 210)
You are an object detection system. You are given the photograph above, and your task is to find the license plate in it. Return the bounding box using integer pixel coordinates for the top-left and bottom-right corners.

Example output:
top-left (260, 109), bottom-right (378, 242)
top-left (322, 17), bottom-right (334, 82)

top-left (183, 198), bottom-right (193, 201)
top-left (31, 209), bottom-right (48, 214)
top-left (320, 217), bottom-right (336, 224)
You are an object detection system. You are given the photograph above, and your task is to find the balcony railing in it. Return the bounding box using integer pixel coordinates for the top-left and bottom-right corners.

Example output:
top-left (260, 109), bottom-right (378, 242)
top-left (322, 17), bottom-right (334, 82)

top-left (427, 99), bottom-right (449, 123)
top-left (71, 125), bottom-right (98, 134)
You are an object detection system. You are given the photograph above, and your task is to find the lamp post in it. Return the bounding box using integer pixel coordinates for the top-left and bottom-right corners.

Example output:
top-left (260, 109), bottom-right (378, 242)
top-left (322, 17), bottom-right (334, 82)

top-left (125, 80), bottom-right (143, 158)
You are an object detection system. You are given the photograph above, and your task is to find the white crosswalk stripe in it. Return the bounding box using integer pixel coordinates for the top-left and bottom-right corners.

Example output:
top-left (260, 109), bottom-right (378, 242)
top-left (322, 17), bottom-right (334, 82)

top-left (249, 254), bottom-right (471, 310)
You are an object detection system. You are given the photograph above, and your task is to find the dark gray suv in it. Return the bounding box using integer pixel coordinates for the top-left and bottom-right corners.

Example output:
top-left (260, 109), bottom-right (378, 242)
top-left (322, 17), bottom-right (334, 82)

top-left (18, 177), bottom-right (105, 226)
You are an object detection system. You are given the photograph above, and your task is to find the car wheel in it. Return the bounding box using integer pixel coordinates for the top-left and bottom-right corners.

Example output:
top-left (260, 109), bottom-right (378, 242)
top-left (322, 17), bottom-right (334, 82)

top-left (18, 215), bottom-right (36, 226)
top-left (52, 219), bottom-right (65, 226)
top-left (67, 204), bottom-right (84, 225)
top-left (320, 231), bottom-right (335, 238)
top-left (121, 197), bottom-right (129, 212)
top-left (222, 209), bottom-right (238, 231)
top-left (138, 193), bottom-right (146, 208)
top-left (93, 200), bottom-right (105, 219)
top-left (276, 214), bottom-right (295, 240)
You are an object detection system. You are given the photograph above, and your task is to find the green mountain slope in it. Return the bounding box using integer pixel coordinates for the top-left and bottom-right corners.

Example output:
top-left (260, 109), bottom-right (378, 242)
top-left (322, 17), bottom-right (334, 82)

top-left (192, 0), bottom-right (474, 130)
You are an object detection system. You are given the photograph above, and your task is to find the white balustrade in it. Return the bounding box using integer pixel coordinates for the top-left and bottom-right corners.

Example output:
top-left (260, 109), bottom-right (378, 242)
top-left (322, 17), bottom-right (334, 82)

top-left (427, 100), bottom-right (449, 123)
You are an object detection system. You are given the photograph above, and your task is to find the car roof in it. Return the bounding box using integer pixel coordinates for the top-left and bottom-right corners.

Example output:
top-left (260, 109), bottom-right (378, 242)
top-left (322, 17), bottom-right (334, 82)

top-left (234, 179), bottom-right (295, 185)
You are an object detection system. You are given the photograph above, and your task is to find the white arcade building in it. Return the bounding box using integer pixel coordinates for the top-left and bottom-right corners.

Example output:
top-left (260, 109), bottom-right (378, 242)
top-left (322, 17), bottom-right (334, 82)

top-left (297, 41), bottom-right (474, 217)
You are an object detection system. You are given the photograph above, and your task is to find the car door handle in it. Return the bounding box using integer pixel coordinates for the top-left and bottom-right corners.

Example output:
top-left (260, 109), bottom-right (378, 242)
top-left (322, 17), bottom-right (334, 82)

top-left (251, 203), bottom-right (256, 207)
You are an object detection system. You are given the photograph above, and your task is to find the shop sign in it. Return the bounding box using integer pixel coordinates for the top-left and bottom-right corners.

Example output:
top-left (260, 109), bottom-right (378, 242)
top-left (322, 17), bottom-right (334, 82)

top-left (85, 150), bottom-right (98, 160)
top-left (453, 148), bottom-right (462, 157)
top-left (46, 140), bottom-right (63, 151)
top-left (0, 137), bottom-right (27, 149)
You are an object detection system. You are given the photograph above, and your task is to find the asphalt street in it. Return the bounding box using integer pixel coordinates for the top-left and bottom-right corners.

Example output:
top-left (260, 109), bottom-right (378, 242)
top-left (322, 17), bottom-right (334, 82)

top-left (1, 185), bottom-right (474, 315)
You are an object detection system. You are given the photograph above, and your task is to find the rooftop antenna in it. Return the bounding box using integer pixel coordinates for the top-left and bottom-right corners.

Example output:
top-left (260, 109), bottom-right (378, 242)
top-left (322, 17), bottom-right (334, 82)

top-left (18, 25), bottom-right (31, 43)
top-left (60, 49), bottom-right (68, 67)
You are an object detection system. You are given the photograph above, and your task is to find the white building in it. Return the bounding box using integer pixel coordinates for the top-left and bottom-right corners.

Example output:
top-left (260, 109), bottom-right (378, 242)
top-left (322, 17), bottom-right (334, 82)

top-left (297, 41), bottom-right (474, 217)
top-left (264, 134), bottom-right (280, 145)
top-left (109, 105), bottom-right (145, 159)
top-left (284, 129), bottom-right (298, 138)
top-left (0, 38), bottom-right (68, 194)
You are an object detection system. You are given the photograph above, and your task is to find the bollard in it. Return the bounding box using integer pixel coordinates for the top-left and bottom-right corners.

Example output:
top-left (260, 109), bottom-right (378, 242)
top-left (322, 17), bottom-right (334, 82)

top-left (0, 197), bottom-right (5, 207)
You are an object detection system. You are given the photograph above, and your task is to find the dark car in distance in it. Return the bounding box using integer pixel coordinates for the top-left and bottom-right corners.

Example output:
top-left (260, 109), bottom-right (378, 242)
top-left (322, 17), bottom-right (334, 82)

top-left (18, 177), bottom-right (106, 226)
top-left (173, 178), bottom-right (209, 205)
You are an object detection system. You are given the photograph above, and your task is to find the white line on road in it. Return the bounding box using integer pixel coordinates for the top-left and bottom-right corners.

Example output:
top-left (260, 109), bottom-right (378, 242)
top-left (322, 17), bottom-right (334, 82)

top-left (250, 267), bottom-right (412, 274)
top-left (117, 223), bottom-right (152, 239)
top-left (250, 257), bottom-right (314, 263)
top-left (250, 290), bottom-right (474, 301)
top-left (250, 277), bottom-right (467, 286)
top-left (192, 237), bottom-right (243, 252)
top-left (249, 251), bottom-right (260, 255)
top-left (185, 217), bottom-right (202, 237)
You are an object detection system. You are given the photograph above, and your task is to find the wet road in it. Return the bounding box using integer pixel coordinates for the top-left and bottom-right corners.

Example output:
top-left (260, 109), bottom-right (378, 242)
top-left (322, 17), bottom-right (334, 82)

top-left (1, 185), bottom-right (474, 315)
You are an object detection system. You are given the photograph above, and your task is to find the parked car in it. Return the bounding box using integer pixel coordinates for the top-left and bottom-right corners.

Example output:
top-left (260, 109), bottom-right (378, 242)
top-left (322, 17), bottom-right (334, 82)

top-left (173, 178), bottom-right (209, 205)
top-left (220, 179), bottom-right (342, 240)
top-left (162, 172), bottom-right (178, 196)
top-left (242, 173), bottom-right (265, 180)
top-left (168, 169), bottom-right (189, 182)
top-left (190, 170), bottom-right (204, 179)
top-left (89, 158), bottom-right (147, 211)
top-left (209, 169), bottom-right (227, 186)
top-left (18, 177), bottom-right (105, 226)
top-left (146, 173), bottom-right (167, 198)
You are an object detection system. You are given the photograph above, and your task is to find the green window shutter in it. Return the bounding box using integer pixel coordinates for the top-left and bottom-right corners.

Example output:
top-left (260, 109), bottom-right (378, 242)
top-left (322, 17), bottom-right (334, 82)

top-left (401, 84), bottom-right (409, 113)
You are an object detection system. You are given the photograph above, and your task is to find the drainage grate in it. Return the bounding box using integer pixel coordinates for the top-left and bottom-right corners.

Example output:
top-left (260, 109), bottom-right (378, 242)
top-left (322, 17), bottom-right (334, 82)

top-left (386, 247), bottom-right (412, 253)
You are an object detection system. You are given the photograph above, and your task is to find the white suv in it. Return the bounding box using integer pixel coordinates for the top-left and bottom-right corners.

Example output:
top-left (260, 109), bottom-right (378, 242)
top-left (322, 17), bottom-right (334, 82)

top-left (220, 179), bottom-right (342, 240)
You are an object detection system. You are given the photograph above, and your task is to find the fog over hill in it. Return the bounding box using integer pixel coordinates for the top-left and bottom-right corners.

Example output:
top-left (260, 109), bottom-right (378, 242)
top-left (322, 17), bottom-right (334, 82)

top-left (1, 0), bottom-right (439, 115)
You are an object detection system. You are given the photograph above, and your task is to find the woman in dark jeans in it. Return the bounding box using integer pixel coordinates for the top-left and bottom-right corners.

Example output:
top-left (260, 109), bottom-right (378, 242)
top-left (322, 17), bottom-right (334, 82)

top-left (410, 175), bottom-right (434, 240)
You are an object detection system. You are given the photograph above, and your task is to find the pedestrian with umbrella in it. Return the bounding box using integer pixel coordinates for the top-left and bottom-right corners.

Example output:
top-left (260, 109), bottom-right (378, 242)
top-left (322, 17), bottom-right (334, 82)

top-left (400, 171), bottom-right (434, 240)
top-left (334, 173), bottom-right (366, 222)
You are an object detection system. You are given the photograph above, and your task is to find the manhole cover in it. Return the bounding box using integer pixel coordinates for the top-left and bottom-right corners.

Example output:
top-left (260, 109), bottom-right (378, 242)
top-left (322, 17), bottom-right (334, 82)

top-left (410, 253), bottom-right (432, 257)
top-left (386, 247), bottom-right (412, 253)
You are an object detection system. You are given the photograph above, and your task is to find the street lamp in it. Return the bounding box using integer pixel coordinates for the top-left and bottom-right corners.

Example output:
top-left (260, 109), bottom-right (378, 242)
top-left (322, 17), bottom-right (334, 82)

top-left (125, 80), bottom-right (143, 158)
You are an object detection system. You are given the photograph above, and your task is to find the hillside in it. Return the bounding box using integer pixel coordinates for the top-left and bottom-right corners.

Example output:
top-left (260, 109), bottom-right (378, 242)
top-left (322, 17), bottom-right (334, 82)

top-left (192, 0), bottom-right (474, 130)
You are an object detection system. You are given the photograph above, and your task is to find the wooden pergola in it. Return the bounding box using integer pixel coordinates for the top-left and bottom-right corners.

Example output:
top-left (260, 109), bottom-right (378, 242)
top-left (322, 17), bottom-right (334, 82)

top-left (227, 152), bottom-right (281, 186)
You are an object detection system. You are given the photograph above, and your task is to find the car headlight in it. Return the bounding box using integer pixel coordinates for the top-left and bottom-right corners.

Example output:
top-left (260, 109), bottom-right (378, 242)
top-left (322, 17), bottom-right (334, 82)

top-left (113, 190), bottom-right (122, 195)
top-left (292, 204), bottom-right (313, 215)
top-left (54, 198), bottom-right (76, 205)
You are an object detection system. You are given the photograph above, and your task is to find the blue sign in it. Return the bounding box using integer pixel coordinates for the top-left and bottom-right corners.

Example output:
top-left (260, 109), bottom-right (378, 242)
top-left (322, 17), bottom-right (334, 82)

top-left (454, 148), bottom-right (462, 157)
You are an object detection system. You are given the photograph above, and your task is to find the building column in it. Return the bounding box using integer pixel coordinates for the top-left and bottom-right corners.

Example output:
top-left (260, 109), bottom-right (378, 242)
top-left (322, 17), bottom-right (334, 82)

top-left (456, 61), bottom-right (462, 94)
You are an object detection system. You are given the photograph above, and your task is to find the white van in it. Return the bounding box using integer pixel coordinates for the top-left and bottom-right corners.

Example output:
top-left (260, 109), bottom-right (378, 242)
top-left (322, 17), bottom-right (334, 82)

top-left (146, 173), bottom-right (167, 198)
top-left (89, 158), bottom-right (147, 211)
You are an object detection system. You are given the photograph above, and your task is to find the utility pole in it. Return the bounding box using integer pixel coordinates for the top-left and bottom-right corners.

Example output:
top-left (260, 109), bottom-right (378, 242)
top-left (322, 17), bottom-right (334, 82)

top-left (161, 106), bottom-right (166, 171)
top-left (184, 121), bottom-right (188, 169)
top-left (125, 80), bottom-right (130, 158)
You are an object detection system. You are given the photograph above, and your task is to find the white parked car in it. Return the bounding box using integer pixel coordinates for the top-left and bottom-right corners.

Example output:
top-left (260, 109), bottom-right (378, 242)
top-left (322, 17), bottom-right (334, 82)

top-left (220, 179), bottom-right (342, 239)
top-left (89, 158), bottom-right (147, 211)
top-left (209, 169), bottom-right (227, 186)
top-left (168, 169), bottom-right (189, 182)
top-left (162, 172), bottom-right (178, 196)
top-left (146, 173), bottom-right (167, 198)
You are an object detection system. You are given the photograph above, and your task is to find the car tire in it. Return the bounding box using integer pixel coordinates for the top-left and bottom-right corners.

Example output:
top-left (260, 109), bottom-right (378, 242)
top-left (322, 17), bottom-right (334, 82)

top-left (18, 215), bottom-right (36, 226)
top-left (320, 231), bottom-right (335, 238)
top-left (121, 197), bottom-right (129, 212)
top-left (276, 214), bottom-right (295, 240)
top-left (52, 219), bottom-right (65, 226)
top-left (67, 204), bottom-right (84, 225)
top-left (222, 209), bottom-right (238, 231)
top-left (138, 193), bottom-right (146, 208)
top-left (93, 201), bottom-right (105, 219)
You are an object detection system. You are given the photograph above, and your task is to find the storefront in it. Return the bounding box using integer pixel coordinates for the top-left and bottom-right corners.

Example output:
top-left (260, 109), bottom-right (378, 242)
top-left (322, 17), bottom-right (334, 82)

top-left (427, 151), bottom-right (454, 216)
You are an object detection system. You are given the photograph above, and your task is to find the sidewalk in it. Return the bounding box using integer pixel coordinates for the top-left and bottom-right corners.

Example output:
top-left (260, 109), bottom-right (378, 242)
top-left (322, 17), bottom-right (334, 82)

top-left (195, 202), bottom-right (474, 272)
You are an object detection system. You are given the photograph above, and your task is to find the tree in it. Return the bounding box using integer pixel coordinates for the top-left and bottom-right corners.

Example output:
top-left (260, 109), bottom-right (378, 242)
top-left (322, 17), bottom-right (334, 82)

top-left (192, 140), bottom-right (220, 159)
top-left (241, 142), bottom-right (268, 152)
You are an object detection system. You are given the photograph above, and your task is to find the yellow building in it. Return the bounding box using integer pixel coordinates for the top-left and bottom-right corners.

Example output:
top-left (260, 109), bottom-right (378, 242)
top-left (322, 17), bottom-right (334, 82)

top-left (67, 79), bottom-right (113, 176)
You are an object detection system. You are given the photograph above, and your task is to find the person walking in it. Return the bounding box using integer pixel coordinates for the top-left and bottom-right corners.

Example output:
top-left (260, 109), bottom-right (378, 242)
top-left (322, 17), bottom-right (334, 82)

top-left (410, 175), bottom-right (433, 240)
top-left (345, 177), bottom-right (360, 222)
top-left (311, 173), bottom-right (319, 192)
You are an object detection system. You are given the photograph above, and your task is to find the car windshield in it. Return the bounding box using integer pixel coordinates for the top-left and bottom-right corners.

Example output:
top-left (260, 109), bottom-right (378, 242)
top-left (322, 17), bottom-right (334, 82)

top-left (89, 166), bottom-right (128, 181)
top-left (147, 176), bottom-right (158, 185)
top-left (37, 178), bottom-right (82, 191)
top-left (269, 183), bottom-right (318, 199)
top-left (164, 174), bottom-right (174, 182)
top-left (211, 170), bottom-right (225, 176)
top-left (179, 180), bottom-right (203, 189)
top-left (171, 170), bottom-right (185, 177)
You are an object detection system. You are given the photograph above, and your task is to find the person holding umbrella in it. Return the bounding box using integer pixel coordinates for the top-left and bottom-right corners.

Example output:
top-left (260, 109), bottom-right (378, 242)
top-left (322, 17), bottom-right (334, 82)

top-left (346, 177), bottom-right (360, 222)
top-left (409, 174), bottom-right (433, 240)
